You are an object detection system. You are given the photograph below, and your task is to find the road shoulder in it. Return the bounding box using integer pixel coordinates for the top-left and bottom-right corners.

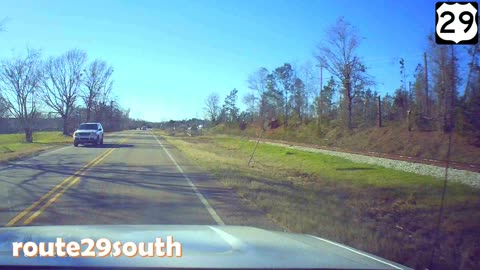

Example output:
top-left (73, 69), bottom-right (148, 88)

top-left (153, 133), bottom-right (284, 231)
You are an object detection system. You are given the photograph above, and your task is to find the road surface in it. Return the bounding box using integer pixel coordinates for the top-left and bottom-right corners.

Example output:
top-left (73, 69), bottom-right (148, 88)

top-left (0, 130), bottom-right (280, 229)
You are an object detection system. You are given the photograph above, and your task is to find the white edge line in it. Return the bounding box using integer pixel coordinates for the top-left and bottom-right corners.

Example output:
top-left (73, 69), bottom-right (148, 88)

top-left (308, 235), bottom-right (405, 270)
top-left (31, 145), bottom-right (71, 159)
top-left (153, 133), bottom-right (225, 225)
top-left (1, 145), bottom-right (71, 170)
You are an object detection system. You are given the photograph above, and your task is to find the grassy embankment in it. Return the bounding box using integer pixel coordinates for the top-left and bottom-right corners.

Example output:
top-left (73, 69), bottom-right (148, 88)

top-left (157, 130), bottom-right (480, 270)
top-left (206, 123), bottom-right (480, 165)
top-left (0, 132), bottom-right (71, 162)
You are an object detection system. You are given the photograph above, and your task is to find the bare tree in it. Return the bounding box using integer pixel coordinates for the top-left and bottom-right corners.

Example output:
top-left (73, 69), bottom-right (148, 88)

top-left (298, 61), bottom-right (317, 120)
top-left (316, 17), bottom-right (370, 129)
top-left (0, 49), bottom-right (42, 142)
top-left (42, 49), bottom-right (87, 135)
top-left (82, 59), bottom-right (113, 122)
top-left (428, 38), bottom-right (459, 132)
top-left (247, 67), bottom-right (269, 94)
top-left (0, 95), bottom-right (8, 118)
top-left (246, 67), bottom-right (269, 115)
top-left (204, 92), bottom-right (220, 123)
top-left (242, 93), bottom-right (256, 115)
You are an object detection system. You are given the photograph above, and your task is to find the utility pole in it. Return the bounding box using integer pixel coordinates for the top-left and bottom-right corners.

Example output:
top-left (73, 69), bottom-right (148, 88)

top-left (320, 64), bottom-right (323, 91)
top-left (316, 64), bottom-right (323, 126)
top-left (377, 95), bottom-right (382, 128)
top-left (424, 52), bottom-right (429, 116)
top-left (400, 58), bottom-right (408, 113)
top-left (408, 81), bottom-right (412, 111)
top-left (446, 45), bottom-right (456, 132)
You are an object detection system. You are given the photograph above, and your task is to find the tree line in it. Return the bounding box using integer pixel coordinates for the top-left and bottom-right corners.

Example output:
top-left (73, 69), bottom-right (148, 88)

top-left (204, 17), bottom-right (480, 143)
top-left (0, 47), bottom-right (131, 142)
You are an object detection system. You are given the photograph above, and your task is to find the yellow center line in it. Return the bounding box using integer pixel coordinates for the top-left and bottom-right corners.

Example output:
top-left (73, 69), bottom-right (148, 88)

top-left (5, 151), bottom-right (108, 227)
top-left (23, 147), bottom-right (117, 225)
top-left (5, 137), bottom-right (129, 227)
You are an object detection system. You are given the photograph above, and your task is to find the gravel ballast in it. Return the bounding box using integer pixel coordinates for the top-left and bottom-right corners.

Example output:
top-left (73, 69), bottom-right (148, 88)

top-left (262, 141), bottom-right (480, 189)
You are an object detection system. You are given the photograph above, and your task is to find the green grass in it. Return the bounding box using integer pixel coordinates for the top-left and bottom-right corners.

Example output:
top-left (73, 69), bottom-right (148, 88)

top-left (157, 131), bottom-right (480, 270)
top-left (0, 132), bottom-right (71, 162)
top-left (207, 123), bottom-right (480, 166)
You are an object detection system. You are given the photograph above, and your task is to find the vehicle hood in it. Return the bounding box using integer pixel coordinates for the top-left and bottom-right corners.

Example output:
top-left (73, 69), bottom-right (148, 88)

top-left (74, 129), bottom-right (98, 133)
top-left (0, 225), bottom-right (412, 269)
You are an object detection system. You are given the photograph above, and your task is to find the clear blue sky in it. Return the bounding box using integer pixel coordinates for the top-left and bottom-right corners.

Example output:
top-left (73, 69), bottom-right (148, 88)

top-left (1, 0), bottom-right (440, 122)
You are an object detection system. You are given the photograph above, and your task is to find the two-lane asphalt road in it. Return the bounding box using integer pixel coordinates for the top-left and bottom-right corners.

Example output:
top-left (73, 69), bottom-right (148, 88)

top-left (0, 131), bottom-right (280, 230)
